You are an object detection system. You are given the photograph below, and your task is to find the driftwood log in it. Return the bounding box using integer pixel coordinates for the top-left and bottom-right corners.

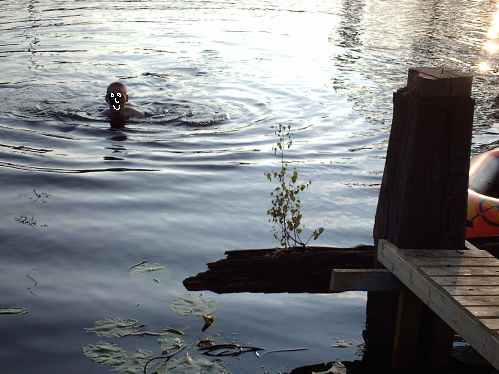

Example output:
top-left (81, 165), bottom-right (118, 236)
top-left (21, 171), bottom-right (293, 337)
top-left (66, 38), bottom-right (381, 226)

top-left (183, 245), bottom-right (375, 294)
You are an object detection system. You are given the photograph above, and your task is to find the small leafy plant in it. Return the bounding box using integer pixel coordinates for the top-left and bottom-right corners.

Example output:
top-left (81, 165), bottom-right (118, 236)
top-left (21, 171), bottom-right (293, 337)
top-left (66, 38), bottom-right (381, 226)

top-left (265, 124), bottom-right (324, 249)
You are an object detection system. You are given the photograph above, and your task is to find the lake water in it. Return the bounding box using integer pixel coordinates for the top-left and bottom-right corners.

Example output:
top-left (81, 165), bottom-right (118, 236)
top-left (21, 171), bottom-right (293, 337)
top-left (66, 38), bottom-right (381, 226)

top-left (1, 0), bottom-right (499, 373)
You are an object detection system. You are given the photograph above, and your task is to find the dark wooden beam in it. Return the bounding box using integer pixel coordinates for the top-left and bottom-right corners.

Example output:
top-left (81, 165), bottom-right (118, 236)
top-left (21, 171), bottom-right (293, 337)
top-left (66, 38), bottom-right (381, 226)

top-left (330, 269), bottom-right (401, 292)
top-left (183, 245), bottom-right (375, 294)
top-left (368, 67), bottom-right (474, 368)
top-left (373, 67), bottom-right (474, 250)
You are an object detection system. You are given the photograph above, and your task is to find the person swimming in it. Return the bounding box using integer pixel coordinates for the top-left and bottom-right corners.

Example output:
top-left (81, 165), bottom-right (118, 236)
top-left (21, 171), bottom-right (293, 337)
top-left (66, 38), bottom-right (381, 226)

top-left (102, 81), bottom-right (144, 120)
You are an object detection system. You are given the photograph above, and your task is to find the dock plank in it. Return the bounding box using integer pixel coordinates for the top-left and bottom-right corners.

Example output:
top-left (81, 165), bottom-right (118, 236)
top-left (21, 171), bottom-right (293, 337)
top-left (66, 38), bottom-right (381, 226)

top-left (481, 319), bottom-right (499, 331)
top-left (330, 269), bottom-right (401, 292)
top-left (422, 267), bottom-right (499, 276)
top-left (465, 241), bottom-right (490, 252)
top-left (399, 249), bottom-right (493, 258)
top-left (467, 306), bottom-right (499, 318)
top-left (454, 295), bottom-right (499, 306)
top-left (432, 276), bottom-right (499, 286)
top-left (414, 258), bottom-right (498, 267)
top-left (378, 239), bottom-right (499, 370)
top-left (444, 286), bottom-right (499, 296)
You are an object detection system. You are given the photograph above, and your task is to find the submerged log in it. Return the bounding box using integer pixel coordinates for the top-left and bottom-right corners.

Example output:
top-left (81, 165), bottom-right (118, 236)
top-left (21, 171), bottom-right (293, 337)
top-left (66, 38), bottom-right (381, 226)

top-left (183, 245), bottom-right (375, 294)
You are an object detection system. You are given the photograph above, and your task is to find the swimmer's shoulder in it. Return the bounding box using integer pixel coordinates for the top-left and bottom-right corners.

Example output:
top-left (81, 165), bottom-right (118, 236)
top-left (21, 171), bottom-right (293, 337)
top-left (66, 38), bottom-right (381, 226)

top-left (125, 106), bottom-right (145, 119)
top-left (101, 108), bottom-right (112, 117)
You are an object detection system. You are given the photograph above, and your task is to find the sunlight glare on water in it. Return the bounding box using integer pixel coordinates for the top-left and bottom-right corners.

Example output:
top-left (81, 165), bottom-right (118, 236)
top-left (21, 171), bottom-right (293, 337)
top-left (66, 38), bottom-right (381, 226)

top-left (479, 1), bottom-right (499, 73)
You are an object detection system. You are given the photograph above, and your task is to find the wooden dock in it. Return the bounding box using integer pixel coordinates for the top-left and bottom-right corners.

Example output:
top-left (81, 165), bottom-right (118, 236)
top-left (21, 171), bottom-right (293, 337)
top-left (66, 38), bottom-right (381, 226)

top-left (184, 67), bottom-right (498, 371)
top-left (378, 239), bottom-right (499, 369)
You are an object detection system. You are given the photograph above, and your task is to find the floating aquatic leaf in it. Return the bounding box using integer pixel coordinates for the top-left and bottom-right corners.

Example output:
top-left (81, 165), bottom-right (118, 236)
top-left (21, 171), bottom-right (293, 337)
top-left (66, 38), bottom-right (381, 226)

top-left (82, 342), bottom-right (152, 374)
top-left (15, 216), bottom-right (38, 227)
top-left (313, 227), bottom-right (325, 240)
top-left (158, 332), bottom-right (184, 353)
top-left (0, 307), bottom-right (28, 316)
top-left (85, 318), bottom-right (144, 338)
top-left (129, 261), bottom-right (166, 274)
top-left (200, 343), bottom-right (264, 357)
top-left (197, 338), bottom-right (216, 349)
top-left (202, 314), bottom-right (215, 332)
top-left (156, 352), bottom-right (230, 374)
top-left (30, 189), bottom-right (50, 203)
top-left (170, 293), bottom-right (216, 317)
top-left (312, 361), bottom-right (346, 374)
top-left (160, 327), bottom-right (184, 336)
top-left (332, 339), bottom-right (353, 348)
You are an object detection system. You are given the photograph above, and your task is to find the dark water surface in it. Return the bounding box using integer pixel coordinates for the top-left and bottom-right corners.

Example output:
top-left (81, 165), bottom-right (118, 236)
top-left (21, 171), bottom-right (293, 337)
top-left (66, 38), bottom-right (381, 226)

top-left (1, 1), bottom-right (499, 373)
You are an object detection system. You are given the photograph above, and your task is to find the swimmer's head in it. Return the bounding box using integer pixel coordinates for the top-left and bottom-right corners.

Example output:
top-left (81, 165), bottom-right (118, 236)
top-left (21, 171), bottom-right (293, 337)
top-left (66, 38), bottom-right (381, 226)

top-left (105, 82), bottom-right (128, 113)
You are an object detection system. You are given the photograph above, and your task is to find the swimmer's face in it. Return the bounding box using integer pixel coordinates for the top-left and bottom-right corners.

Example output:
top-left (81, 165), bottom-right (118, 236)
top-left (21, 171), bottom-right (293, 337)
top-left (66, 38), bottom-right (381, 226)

top-left (106, 88), bottom-right (127, 112)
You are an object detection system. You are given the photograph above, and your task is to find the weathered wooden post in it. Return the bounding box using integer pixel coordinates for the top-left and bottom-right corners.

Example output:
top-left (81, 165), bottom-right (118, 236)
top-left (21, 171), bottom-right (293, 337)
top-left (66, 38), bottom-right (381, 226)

top-left (365, 68), bottom-right (474, 367)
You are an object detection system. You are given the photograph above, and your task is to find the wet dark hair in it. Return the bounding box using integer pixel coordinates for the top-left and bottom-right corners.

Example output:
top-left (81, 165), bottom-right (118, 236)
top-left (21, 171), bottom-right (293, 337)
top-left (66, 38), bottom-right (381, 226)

top-left (106, 81), bottom-right (127, 94)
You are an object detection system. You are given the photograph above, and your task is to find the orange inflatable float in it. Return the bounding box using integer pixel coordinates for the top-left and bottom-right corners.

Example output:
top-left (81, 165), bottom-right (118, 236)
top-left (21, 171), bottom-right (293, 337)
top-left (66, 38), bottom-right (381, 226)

top-left (466, 148), bottom-right (499, 239)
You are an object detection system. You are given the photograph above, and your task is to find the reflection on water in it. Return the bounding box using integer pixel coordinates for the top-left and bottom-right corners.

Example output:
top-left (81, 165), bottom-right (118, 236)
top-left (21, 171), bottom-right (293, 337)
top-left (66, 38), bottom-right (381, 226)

top-left (332, 0), bottom-right (365, 92)
top-left (25, 0), bottom-right (41, 71)
top-left (1, 0), bottom-right (499, 373)
top-left (480, 2), bottom-right (499, 73)
top-left (109, 117), bottom-right (127, 130)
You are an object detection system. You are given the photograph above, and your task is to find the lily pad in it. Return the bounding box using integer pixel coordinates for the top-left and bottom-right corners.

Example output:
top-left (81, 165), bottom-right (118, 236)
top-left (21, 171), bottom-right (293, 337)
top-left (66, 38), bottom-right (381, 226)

top-left (158, 332), bottom-right (184, 353)
top-left (85, 318), bottom-right (144, 338)
top-left (129, 261), bottom-right (166, 274)
top-left (312, 361), bottom-right (346, 374)
top-left (332, 339), bottom-right (353, 348)
top-left (0, 307), bottom-right (28, 316)
top-left (160, 327), bottom-right (184, 336)
top-left (156, 352), bottom-right (229, 374)
top-left (201, 314), bottom-right (215, 332)
top-left (82, 342), bottom-right (152, 374)
top-left (170, 294), bottom-right (216, 317)
top-left (197, 338), bottom-right (216, 349)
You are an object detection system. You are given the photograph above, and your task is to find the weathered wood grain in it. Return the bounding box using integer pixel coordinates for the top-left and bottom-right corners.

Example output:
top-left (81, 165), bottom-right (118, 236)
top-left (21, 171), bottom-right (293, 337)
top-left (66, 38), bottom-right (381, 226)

top-left (480, 318), bottom-right (499, 331)
top-left (407, 67), bottom-right (473, 97)
top-left (443, 286), bottom-right (499, 296)
top-left (398, 242), bottom-right (493, 258)
top-left (467, 306), bottom-right (499, 318)
top-left (330, 269), bottom-right (401, 292)
top-left (379, 239), bottom-right (499, 370)
top-left (433, 276), bottom-right (499, 286)
top-left (454, 295), bottom-right (499, 306)
top-left (423, 267), bottom-right (499, 276)
top-left (414, 258), bottom-right (498, 267)
top-left (183, 245), bottom-right (375, 294)
top-left (370, 68), bottom-right (474, 368)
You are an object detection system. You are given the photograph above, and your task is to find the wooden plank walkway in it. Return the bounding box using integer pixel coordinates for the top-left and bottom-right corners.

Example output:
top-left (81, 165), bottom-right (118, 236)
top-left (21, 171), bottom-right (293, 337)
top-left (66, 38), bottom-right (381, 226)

top-left (378, 239), bottom-right (499, 369)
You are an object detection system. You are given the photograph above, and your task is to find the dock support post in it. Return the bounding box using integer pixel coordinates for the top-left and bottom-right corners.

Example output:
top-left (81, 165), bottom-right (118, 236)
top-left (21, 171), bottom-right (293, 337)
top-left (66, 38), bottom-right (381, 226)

top-left (366, 67), bottom-right (474, 368)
